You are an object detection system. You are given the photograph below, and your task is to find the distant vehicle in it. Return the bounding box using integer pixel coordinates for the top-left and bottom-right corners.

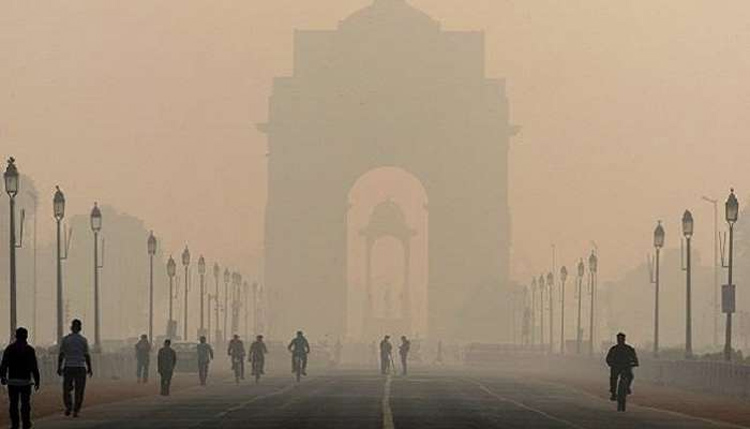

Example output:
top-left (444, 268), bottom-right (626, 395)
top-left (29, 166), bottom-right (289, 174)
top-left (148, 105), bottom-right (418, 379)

top-left (172, 342), bottom-right (198, 373)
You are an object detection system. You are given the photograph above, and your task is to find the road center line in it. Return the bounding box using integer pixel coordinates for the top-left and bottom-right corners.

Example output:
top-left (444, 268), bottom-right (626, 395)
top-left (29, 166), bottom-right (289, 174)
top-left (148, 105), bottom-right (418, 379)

top-left (382, 375), bottom-right (395, 429)
top-left (213, 382), bottom-right (298, 419)
top-left (468, 378), bottom-right (588, 429)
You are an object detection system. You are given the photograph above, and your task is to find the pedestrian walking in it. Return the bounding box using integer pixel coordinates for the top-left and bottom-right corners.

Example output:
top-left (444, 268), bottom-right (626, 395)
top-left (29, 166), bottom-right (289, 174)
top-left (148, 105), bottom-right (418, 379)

top-left (399, 336), bottom-right (411, 376)
top-left (57, 319), bottom-right (92, 418)
top-left (157, 339), bottom-right (177, 396)
top-left (0, 327), bottom-right (40, 429)
top-left (197, 336), bottom-right (213, 386)
top-left (135, 334), bottom-right (151, 383)
top-left (379, 335), bottom-right (393, 375)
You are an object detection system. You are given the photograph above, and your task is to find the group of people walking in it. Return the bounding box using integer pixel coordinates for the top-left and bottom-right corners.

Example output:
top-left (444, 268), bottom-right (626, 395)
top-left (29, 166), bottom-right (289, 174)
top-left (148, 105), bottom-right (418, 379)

top-left (379, 335), bottom-right (411, 375)
top-left (134, 333), bottom-right (269, 395)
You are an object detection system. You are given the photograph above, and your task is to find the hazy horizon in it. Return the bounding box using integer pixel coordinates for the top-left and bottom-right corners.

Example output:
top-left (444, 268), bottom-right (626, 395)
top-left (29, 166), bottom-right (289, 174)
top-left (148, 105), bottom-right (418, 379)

top-left (3, 0), bottom-right (750, 284)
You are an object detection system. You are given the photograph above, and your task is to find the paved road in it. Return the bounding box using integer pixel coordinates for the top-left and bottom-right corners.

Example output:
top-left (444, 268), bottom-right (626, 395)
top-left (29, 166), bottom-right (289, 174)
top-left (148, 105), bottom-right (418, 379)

top-left (37, 369), bottom-right (745, 429)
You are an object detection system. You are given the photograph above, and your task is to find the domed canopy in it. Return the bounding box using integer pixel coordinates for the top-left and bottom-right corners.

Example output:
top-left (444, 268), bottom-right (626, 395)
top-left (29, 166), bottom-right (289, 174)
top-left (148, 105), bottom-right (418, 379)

top-left (361, 199), bottom-right (415, 240)
top-left (340, 0), bottom-right (438, 33)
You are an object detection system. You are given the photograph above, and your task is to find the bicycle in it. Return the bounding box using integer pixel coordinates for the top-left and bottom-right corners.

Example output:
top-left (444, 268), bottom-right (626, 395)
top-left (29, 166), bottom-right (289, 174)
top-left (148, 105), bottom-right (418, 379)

top-left (231, 356), bottom-right (243, 384)
top-left (615, 367), bottom-right (634, 412)
top-left (250, 357), bottom-right (263, 384)
top-left (292, 354), bottom-right (303, 383)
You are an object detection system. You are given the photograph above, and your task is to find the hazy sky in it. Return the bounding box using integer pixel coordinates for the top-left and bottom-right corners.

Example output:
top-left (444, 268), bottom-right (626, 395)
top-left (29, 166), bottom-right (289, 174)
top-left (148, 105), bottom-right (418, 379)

top-left (2, 0), bottom-right (749, 282)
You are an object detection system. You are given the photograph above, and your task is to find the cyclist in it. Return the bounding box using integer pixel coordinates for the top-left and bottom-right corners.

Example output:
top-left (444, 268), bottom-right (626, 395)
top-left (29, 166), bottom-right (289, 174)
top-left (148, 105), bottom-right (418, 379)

top-left (249, 335), bottom-right (268, 376)
top-left (605, 332), bottom-right (639, 401)
top-left (227, 335), bottom-right (246, 380)
top-left (288, 331), bottom-right (310, 376)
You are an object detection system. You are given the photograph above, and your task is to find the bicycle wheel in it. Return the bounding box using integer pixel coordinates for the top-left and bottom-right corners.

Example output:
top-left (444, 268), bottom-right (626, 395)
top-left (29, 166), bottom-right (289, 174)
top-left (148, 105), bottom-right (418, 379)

top-left (616, 376), bottom-right (627, 412)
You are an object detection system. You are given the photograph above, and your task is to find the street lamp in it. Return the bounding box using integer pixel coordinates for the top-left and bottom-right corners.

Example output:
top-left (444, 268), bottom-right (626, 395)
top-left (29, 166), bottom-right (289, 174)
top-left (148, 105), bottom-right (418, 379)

top-left (588, 251), bottom-right (598, 356)
top-left (702, 196), bottom-right (720, 348)
top-left (723, 189), bottom-right (739, 361)
top-left (198, 255), bottom-right (206, 339)
top-left (4, 158), bottom-right (23, 339)
top-left (560, 265), bottom-right (568, 354)
top-left (166, 256), bottom-right (176, 338)
top-left (539, 274), bottom-right (545, 347)
top-left (252, 282), bottom-right (259, 336)
top-left (530, 277), bottom-right (537, 347)
top-left (213, 263), bottom-right (221, 345)
top-left (181, 246), bottom-right (190, 341)
top-left (223, 268), bottom-right (230, 342)
top-left (147, 231), bottom-right (157, 344)
top-left (576, 259), bottom-right (584, 354)
top-left (53, 186), bottom-right (70, 345)
top-left (650, 221), bottom-right (665, 357)
top-left (547, 272), bottom-right (554, 354)
top-left (90, 203), bottom-right (103, 351)
top-left (243, 281), bottom-right (249, 340)
top-left (681, 210), bottom-right (694, 358)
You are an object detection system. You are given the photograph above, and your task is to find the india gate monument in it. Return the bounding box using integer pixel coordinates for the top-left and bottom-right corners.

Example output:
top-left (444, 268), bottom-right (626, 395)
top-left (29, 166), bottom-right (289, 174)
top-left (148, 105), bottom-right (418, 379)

top-left (262, 0), bottom-right (514, 342)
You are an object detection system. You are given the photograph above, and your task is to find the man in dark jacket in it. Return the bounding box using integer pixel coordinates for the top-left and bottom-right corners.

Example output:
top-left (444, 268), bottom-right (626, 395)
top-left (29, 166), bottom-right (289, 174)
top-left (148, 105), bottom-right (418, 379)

top-left (605, 332), bottom-right (639, 400)
top-left (158, 339), bottom-right (177, 396)
top-left (0, 327), bottom-right (40, 429)
top-left (135, 334), bottom-right (151, 383)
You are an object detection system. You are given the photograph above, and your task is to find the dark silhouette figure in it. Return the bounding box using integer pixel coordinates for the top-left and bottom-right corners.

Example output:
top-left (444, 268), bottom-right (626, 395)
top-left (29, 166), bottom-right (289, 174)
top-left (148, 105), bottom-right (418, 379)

top-left (158, 339), bottom-right (177, 396)
top-left (0, 327), bottom-right (40, 429)
top-left (57, 319), bottom-right (92, 418)
top-left (135, 334), bottom-right (151, 383)
top-left (196, 336), bottom-right (214, 386)
top-left (227, 335), bottom-right (245, 380)
top-left (333, 339), bottom-right (343, 367)
top-left (380, 336), bottom-right (393, 375)
top-left (249, 335), bottom-right (268, 375)
top-left (398, 336), bottom-right (411, 376)
top-left (288, 331), bottom-right (310, 376)
top-left (606, 332), bottom-right (639, 401)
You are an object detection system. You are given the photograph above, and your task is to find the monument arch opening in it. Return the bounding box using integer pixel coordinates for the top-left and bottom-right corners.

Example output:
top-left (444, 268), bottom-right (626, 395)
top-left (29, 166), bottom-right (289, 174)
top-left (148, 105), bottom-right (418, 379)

top-left (346, 166), bottom-right (429, 340)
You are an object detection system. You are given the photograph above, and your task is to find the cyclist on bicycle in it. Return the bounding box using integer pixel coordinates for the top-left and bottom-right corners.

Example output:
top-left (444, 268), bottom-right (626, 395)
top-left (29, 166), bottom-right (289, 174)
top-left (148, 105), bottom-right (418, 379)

top-left (227, 335), bottom-right (246, 380)
top-left (249, 335), bottom-right (268, 375)
top-left (606, 332), bottom-right (639, 401)
top-left (288, 331), bottom-right (310, 376)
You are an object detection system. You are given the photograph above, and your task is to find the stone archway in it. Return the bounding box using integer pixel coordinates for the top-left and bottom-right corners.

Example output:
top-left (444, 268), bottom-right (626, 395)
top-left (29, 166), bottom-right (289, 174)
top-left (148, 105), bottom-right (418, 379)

top-left (261, 0), bottom-right (514, 342)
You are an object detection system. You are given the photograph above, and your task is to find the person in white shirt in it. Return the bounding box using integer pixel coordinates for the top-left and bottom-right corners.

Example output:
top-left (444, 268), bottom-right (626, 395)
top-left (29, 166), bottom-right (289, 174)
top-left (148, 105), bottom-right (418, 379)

top-left (57, 319), bottom-right (92, 418)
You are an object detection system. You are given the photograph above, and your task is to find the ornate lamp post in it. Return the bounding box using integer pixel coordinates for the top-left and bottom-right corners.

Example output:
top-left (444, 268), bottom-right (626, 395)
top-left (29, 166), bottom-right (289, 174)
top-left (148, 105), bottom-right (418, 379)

top-left (547, 272), bottom-right (554, 354)
top-left (53, 186), bottom-right (69, 345)
top-left (588, 251), bottom-right (598, 356)
top-left (723, 189), bottom-right (739, 361)
top-left (650, 221), bottom-right (665, 357)
top-left (223, 268), bottom-right (230, 342)
top-left (4, 158), bottom-right (22, 339)
top-left (147, 231), bottom-right (157, 344)
top-left (181, 246), bottom-right (191, 341)
top-left (198, 255), bottom-right (206, 339)
top-left (559, 265), bottom-right (568, 354)
top-left (166, 256), bottom-right (177, 338)
top-left (90, 203), bottom-right (103, 351)
top-left (213, 263), bottom-right (221, 345)
top-left (576, 259), bottom-right (584, 354)
top-left (681, 210), bottom-right (694, 358)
